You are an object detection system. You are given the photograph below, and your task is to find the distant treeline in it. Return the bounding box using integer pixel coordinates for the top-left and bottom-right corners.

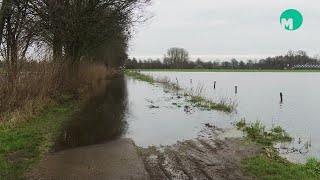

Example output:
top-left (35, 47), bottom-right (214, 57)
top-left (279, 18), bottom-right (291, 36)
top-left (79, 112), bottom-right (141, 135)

top-left (126, 48), bottom-right (320, 69)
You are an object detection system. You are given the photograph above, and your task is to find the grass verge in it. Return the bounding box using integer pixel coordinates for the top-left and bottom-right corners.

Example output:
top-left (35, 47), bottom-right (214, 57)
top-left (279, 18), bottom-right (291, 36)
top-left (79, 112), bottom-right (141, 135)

top-left (236, 119), bottom-right (320, 179)
top-left (0, 100), bottom-right (80, 179)
top-left (125, 70), bottom-right (155, 83)
top-left (243, 155), bottom-right (320, 180)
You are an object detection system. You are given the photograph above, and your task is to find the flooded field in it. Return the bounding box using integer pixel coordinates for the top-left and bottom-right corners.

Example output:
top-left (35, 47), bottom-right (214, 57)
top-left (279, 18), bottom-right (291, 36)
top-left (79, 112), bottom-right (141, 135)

top-left (55, 72), bottom-right (320, 163)
top-left (123, 77), bottom-right (238, 147)
top-left (141, 72), bottom-right (320, 161)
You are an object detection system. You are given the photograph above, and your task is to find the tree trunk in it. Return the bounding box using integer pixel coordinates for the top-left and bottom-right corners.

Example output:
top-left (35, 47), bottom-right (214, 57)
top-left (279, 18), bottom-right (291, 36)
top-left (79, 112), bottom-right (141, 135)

top-left (0, 0), bottom-right (8, 47)
top-left (53, 32), bottom-right (62, 61)
top-left (66, 41), bottom-right (82, 64)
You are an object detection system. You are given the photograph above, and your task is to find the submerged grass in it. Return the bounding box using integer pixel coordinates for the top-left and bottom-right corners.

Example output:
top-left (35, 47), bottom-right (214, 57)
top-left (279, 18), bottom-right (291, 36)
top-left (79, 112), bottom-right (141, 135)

top-left (0, 101), bottom-right (80, 179)
top-left (188, 95), bottom-right (234, 113)
top-left (236, 119), bottom-right (320, 179)
top-left (126, 70), bottom-right (236, 113)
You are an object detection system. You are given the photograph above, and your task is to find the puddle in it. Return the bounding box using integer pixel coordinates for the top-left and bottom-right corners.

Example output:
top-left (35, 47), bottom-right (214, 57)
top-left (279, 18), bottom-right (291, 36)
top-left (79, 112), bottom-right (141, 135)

top-left (217, 128), bottom-right (244, 140)
top-left (54, 77), bottom-right (128, 151)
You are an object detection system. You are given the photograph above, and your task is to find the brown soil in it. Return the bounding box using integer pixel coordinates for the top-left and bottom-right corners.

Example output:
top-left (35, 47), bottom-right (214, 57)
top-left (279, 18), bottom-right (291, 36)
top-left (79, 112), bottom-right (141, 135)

top-left (139, 136), bottom-right (260, 180)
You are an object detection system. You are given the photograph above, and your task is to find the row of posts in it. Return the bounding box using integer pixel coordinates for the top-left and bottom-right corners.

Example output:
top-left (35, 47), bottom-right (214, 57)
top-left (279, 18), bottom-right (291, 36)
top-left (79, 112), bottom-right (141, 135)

top-left (191, 79), bottom-right (283, 102)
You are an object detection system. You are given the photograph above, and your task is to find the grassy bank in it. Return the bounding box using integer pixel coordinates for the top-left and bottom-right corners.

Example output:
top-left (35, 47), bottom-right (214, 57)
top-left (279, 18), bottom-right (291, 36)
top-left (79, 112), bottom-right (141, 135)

top-left (243, 155), bottom-right (320, 179)
top-left (236, 119), bottom-right (320, 179)
top-left (131, 69), bottom-right (320, 72)
top-left (125, 70), bottom-right (155, 83)
top-left (125, 70), bottom-right (235, 112)
top-left (0, 100), bottom-right (80, 179)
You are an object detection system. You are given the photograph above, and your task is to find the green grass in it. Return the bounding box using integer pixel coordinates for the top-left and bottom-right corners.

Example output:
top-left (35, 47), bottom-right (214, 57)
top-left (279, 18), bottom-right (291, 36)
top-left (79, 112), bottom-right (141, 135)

top-left (0, 101), bottom-right (80, 179)
top-left (189, 96), bottom-right (234, 112)
top-left (236, 119), bottom-right (292, 146)
top-left (125, 70), bottom-right (155, 83)
top-left (243, 155), bottom-right (320, 180)
top-left (236, 119), bottom-right (320, 179)
top-left (132, 69), bottom-right (320, 72)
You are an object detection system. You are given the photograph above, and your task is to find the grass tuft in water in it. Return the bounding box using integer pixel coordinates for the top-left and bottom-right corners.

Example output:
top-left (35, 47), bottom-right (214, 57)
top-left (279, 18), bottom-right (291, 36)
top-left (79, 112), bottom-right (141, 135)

top-left (236, 119), bottom-right (292, 146)
top-left (188, 95), bottom-right (234, 113)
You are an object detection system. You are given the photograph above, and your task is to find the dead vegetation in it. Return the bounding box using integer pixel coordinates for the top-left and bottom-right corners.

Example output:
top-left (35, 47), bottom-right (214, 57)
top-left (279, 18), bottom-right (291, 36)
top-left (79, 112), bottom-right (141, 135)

top-left (0, 0), bottom-right (151, 125)
top-left (0, 61), bottom-right (115, 125)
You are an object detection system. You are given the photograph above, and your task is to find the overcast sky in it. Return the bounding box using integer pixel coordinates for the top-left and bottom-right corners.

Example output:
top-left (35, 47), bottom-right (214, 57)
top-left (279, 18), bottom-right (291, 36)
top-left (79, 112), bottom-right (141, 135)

top-left (129, 0), bottom-right (320, 61)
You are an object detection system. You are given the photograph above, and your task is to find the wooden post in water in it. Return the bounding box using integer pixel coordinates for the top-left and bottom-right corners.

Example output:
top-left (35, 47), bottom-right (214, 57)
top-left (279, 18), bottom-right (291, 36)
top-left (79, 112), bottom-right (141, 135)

top-left (235, 86), bottom-right (238, 94)
top-left (214, 81), bottom-right (216, 89)
top-left (280, 92), bottom-right (283, 102)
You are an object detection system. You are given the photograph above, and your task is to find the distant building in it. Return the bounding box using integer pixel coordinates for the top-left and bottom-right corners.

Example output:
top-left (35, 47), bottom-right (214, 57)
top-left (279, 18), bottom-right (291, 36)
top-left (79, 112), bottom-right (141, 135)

top-left (293, 63), bottom-right (320, 69)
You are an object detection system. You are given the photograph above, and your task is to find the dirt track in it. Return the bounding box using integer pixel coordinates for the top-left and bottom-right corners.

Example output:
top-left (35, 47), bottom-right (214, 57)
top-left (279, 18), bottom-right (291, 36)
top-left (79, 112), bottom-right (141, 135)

top-left (29, 128), bottom-right (260, 180)
top-left (139, 131), bottom-right (260, 180)
top-left (28, 139), bottom-right (149, 180)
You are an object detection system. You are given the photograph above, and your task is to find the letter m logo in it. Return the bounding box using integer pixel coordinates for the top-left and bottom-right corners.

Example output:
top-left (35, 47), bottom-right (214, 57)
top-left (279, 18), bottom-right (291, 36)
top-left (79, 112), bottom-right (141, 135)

top-left (281, 18), bottom-right (293, 30)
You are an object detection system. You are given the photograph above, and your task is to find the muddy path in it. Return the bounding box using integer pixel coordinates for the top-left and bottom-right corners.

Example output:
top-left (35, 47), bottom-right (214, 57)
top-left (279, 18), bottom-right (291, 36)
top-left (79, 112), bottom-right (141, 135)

top-left (29, 139), bottom-right (149, 180)
top-left (139, 128), bottom-right (260, 180)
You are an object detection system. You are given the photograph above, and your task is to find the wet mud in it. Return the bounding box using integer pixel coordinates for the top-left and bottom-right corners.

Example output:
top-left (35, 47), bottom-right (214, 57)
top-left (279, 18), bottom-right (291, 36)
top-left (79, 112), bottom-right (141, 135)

top-left (139, 128), bottom-right (260, 180)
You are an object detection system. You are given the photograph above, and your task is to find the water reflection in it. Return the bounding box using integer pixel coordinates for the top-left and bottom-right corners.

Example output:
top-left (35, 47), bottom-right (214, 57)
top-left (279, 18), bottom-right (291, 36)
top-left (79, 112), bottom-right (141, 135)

top-left (54, 77), bottom-right (128, 151)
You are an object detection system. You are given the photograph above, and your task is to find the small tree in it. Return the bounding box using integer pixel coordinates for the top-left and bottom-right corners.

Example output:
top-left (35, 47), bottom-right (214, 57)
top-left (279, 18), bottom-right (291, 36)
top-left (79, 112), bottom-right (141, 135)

top-left (231, 58), bottom-right (239, 69)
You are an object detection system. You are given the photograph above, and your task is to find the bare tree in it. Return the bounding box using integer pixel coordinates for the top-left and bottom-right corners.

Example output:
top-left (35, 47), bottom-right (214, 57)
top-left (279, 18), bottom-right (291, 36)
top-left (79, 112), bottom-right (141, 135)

top-left (164, 47), bottom-right (190, 69)
top-left (30, 0), bottom-right (151, 64)
top-left (0, 0), bottom-right (9, 47)
top-left (1, 0), bottom-right (35, 85)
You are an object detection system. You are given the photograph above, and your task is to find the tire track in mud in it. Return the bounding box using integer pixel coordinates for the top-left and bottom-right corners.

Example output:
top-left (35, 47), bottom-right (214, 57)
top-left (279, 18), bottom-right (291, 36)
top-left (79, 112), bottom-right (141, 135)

top-left (139, 135), bottom-right (260, 180)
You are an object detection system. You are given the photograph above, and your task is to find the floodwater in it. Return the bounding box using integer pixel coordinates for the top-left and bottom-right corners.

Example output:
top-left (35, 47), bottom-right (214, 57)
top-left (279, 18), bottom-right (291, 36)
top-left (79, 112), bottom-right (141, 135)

top-left (55, 77), bottom-right (128, 151)
top-left (55, 76), bottom-right (233, 151)
top-left (123, 77), bottom-right (234, 146)
top-left (142, 71), bottom-right (320, 162)
top-left (55, 72), bottom-right (320, 162)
